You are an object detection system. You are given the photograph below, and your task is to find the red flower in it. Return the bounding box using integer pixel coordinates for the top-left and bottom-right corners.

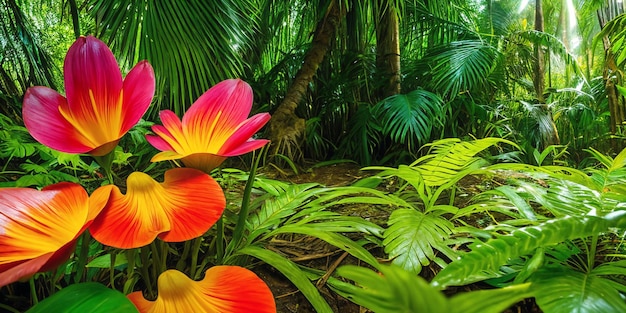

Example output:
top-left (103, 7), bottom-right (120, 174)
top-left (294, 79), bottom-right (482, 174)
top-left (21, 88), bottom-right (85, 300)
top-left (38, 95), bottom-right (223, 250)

top-left (23, 35), bottom-right (155, 156)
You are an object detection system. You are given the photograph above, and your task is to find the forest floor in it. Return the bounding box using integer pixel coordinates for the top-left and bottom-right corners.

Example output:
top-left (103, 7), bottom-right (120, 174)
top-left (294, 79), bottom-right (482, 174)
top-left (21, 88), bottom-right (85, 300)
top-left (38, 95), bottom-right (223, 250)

top-left (253, 162), bottom-right (542, 313)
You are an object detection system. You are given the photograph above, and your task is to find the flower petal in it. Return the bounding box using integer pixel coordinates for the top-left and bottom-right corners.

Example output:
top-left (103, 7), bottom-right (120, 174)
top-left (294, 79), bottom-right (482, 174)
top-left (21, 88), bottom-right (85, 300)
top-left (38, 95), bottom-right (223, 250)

top-left (145, 134), bottom-right (174, 152)
top-left (149, 110), bottom-right (187, 152)
top-left (157, 168), bottom-right (225, 242)
top-left (128, 266), bottom-right (275, 313)
top-left (88, 180), bottom-right (170, 249)
top-left (120, 60), bottom-right (155, 133)
top-left (0, 183), bottom-right (93, 286)
top-left (61, 36), bottom-right (125, 150)
top-left (218, 113), bottom-right (271, 156)
top-left (22, 87), bottom-right (93, 153)
top-left (0, 254), bottom-right (53, 288)
top-left (89, 169), bottom-right (225, 248)
top-left (182, 79), bottom-right (253, 152)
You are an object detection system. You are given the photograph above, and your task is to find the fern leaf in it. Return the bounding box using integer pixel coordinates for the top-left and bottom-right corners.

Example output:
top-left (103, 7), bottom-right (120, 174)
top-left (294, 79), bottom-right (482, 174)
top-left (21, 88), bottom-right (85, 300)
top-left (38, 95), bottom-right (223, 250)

top-left (246, 183), bottom-right (324, 243)
top-left (412, 137), bottom-right (518, 187)
top-left (431, 211), bottom-right (626, 289)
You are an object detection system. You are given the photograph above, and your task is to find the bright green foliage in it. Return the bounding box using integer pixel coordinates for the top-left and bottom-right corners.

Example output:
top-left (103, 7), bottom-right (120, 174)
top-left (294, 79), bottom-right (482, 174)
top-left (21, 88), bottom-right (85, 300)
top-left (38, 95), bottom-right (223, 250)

top-left (330, 264), bottom-right (532, 313)
top-left (373, 88), bottom-right (444, 152)
top-left (26, 283), bottom-right (138, 313)
top-left (383, 209), bottom-right (455, 274)
top-left (431, 212), bottom-right (626, 289)
top-left (530, 266), bottom-right (626, 313)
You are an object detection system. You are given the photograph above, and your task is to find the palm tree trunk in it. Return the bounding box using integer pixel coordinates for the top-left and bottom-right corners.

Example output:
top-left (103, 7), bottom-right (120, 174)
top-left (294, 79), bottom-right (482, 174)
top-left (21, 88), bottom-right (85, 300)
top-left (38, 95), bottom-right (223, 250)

top-left (533, 0), bottom-right (545, 103)
top-left (268, 0), bottom-right (346, 158)
top-left (597, 1), bottom-right (625, 140)
top-left (375, 0), bottom-right (401, 98)
top-left (533, 0), bottom-right (559, 148)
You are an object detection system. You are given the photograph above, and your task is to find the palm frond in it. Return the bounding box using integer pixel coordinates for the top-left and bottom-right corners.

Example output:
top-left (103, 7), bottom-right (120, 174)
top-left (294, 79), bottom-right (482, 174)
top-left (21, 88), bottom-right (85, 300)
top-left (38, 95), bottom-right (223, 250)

top-left (412, 137), bottom-right (518, 187)
top-left (423, 40), bottom-right (501, 99)
top-left (91, 0), bottom-right (259, 118)
top-left (373, 88), bottom-right (444, 152)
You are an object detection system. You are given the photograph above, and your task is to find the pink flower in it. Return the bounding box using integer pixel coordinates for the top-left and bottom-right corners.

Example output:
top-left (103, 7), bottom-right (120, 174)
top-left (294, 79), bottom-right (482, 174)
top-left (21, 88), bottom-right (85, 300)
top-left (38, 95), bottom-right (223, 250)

top-left (146, 79), bottom-right (270, 172)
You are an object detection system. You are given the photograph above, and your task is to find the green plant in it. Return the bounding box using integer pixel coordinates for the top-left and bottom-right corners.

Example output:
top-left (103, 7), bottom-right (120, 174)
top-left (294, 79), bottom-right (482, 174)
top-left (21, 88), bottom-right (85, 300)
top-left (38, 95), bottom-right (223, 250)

top-left (329, 264), bottom-right (532, 313)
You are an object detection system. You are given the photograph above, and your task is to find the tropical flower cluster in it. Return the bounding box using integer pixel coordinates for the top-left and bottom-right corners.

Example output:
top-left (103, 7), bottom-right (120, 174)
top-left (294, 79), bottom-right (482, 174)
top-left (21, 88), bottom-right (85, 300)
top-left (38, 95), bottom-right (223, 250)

top-left (2, 36), bottom-right (274, 312)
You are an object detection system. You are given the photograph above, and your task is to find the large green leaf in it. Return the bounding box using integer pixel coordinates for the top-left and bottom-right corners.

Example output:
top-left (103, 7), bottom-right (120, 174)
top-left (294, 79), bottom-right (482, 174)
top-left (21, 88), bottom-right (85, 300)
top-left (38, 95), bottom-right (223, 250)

top-left (330, 264), bottom-right (532, 313)
top-left (432, 211), bottom-right (626, 289)
top-left (26, 283), bottom-right (137, 313)
top-left (530, 267), bottom-right (626, 313)
top-left (383, 209), bottom-right (456, 275)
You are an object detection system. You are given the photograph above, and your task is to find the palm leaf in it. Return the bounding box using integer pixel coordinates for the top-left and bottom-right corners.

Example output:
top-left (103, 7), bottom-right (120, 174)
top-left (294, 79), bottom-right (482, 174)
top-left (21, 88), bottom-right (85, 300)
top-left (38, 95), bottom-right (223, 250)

top-left (424, 39), bottom-right (501, 99)
top-left (383, 208), bottom-right (456, 274)
top-left (91, 0), bottom-right (258, 118)
top-left (373, 88), bottom-right (444, 152)
top-left (431, 211), bottom-right (626, 289)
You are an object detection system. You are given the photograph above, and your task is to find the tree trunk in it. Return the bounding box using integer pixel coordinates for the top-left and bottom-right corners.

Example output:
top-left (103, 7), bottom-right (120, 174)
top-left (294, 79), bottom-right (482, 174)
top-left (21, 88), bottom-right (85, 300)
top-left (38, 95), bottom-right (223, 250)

top-left (268, 0), bottom-right (346, 158)
top-left (533, 0), bottom-right (545, 103)
top-left (533, 0), bottom-right (559, 148)
top-left (597, 2), bottom-right (625, 140)
top-left (375, 0), bottom-right (401, 98)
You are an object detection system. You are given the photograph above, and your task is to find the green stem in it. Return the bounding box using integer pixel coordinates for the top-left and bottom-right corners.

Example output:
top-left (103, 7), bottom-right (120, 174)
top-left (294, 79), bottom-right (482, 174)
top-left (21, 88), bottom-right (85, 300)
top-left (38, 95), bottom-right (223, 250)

top-left (225, 147), bottom-right (264, 259)
top-left (29, 277), bottom-right (38, 305)
top-left (92, 151), bottom-right (115, 184)
top-left (216, 218), bottom-right (224, 263)
top-left (109, 250), bottom-right (117, 288)
top-left (0, 303), bottom-right (20, 313)
top-left (74, 232), bottom-right (91, 283)
top-left (149, 242), bottom-right (162, 276)
top-left (124, 249), bottom-right (137, 294)
top-left (175, 240), bottom-right (191, 271)
top-left (190, 237), bottom-right (203, 279)
top-left (139, 245), bottom-right (154, 298)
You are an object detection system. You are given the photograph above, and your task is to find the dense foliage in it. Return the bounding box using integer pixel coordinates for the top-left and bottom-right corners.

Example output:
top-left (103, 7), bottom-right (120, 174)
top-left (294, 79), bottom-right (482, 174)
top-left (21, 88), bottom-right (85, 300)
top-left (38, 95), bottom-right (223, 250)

top-left (2, 0), bottom-right (626, 312)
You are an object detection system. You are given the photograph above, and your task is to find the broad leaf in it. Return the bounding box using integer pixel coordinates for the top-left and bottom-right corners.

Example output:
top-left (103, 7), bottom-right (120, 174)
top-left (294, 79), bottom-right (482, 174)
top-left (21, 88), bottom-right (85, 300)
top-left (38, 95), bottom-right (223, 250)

top-left (27, 283), bottom-right (137, 313)
top-left (531, 267), bottom-right (626, 313)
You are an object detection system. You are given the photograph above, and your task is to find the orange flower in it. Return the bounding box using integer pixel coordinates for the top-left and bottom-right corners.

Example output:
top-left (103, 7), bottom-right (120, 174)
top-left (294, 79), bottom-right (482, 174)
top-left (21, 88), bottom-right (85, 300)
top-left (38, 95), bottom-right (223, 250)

top-left (128, 266), bottom-right (276, 313)
top-left (23, 35), bottom-right (155, 156)
top-left (0, 183), bottom-right (107, 287)
top-left (89, 168), bottom-right (225, 249)
top-left (146, 79), bottom-right (270, 172)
